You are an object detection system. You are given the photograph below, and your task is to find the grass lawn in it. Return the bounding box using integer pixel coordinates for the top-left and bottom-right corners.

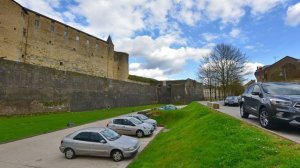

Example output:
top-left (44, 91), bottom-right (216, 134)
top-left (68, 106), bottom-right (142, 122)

top-left (129, 102), bottom-right (300, 168)
top-left (0, 104), bottom-right (161, 143)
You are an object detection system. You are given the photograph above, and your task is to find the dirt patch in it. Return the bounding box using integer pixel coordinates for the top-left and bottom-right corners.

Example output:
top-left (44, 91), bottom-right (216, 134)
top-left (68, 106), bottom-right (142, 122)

top-left (138, 109), bottom-right (161, 117)
top-left (162, 128), bottom-right (170, 133)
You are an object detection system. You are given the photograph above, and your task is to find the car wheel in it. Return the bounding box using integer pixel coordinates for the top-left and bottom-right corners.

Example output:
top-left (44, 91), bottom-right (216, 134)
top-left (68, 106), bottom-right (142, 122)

top-left (64, 148), bottom-right (75, 159)
top-left (240, 105), bottom-right (249, 118)
top-left (111, 150), bottom-right (123, 162)
top-left (136, 130), bottom-right (144, 138)
top-left (259, 108), bottom-right (274, 129)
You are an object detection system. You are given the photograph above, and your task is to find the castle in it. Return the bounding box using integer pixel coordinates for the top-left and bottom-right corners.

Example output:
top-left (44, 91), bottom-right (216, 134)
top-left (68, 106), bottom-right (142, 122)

top-left (0, 0), bottom-right (128, 81)
top-left (0, 0), bottom-right (204, 115)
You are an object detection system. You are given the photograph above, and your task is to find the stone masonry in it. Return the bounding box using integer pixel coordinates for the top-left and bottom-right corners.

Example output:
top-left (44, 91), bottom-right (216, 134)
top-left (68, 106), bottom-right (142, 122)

top-left (0, 59), bottom-right (157, 115)
top-left (0, 0), bottom-right (128, 81)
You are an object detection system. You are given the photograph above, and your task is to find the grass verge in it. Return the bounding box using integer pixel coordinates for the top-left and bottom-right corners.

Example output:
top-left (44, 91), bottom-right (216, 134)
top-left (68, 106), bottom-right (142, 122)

top-left (129, 102), bottom-right (300, 168)
top-left (0, 104), bottom-right (161, 143)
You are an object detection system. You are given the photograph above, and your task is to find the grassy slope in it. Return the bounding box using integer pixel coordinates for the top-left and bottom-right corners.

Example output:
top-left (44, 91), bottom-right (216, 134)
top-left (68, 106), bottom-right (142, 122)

top-left (0, 104), bottom-right (161, 143)
top-left (130, 102), bottom-right (300, 168)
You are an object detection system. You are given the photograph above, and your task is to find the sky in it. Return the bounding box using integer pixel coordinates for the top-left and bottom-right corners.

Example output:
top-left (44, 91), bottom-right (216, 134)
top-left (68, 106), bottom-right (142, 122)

top-left (15, 0), bottom-right (300, 81)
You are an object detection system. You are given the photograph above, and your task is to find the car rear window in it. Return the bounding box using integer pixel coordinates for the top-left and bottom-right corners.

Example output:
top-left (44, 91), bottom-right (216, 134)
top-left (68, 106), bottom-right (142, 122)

top-left (262, 83), bottom-right (300, 95)
top-left (73, 132), bottom-right (90, 141)
top-left (113, 119), bottom-right (123, 125)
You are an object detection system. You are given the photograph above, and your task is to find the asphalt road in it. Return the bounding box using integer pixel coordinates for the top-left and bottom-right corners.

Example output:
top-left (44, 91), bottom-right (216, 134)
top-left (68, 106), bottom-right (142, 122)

top-left (0, 112), bottom-right (162, 168)
top-left (199, 101), bottom-right (300, 144)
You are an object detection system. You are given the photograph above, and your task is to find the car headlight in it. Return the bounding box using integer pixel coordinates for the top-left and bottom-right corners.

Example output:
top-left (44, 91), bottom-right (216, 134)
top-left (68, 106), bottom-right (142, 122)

top-left (270, 98), bottom-right (292, 107)
top-left (123, 146), bottom-right (135, 151)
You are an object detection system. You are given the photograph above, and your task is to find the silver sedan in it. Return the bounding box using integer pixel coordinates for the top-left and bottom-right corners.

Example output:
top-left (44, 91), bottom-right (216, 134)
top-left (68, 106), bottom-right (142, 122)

top-left (59, 127), bottom-right (140, 162)
top-left (127, 114), bottom-right (157, 129)
top-left (107, 117), bottom-right (154, 138)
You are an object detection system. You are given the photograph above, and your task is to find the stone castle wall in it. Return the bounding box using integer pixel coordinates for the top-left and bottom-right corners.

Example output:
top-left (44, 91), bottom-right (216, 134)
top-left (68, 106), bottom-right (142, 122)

top-left (0, 59), bottom-right (157, 115)
top-left (0, 59), bottom-right (204, 115)
top-left (0, 0), bottom-right (128, 81)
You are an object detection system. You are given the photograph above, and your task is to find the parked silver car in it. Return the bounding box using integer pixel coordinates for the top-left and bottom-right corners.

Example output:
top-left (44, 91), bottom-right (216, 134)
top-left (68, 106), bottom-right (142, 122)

top-left (107, 117), bottom-right (154, 138)
top-left (59, 127), bottom-right (140, 162)
top-left (224, 96), bottom-right (240, 106)
top-left (127, 114), bottom-right (157, 129)
top-left (158, 104), bottom-right (178, 110)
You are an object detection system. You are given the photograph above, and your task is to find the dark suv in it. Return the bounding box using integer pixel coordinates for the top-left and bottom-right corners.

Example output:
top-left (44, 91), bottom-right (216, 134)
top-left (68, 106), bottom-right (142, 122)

top-left (240, 82), bottom-right (300, 129)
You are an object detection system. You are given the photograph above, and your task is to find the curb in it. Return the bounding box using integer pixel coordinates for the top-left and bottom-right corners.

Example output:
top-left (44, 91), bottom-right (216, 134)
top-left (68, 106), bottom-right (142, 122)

top-left (199, 101), bottom-right (300, 145)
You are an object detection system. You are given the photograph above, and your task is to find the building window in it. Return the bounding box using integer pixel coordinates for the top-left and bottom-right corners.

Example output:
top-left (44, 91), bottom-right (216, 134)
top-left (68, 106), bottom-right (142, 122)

top-left (86, 40), bottom-right (89, 45)
top-left (35, 15), bottom-right (40, 28)
top-left (23, 28), bottom-right (26, 37)
top-left (64, 27), bottom-right (68, 38)
top-left (50, 21), bottom-right (55, 32)
top-left (64, 31), bottom-right (68, 37)
top-left (76, 34), bottom-right (80, 41)
top-left (95, 43), bottom-right (98, 48)
top-left (60, 61), bottom-right (63, 66)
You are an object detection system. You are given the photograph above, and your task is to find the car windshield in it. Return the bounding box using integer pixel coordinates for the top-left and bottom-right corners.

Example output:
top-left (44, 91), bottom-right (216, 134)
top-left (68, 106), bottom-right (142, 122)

top-left (129, 117), bottom-right (143, 125)
top-left (139, 115), bottom-right (148, 120)
top-left (262, 83), bottom-right (300, 95)
top-left (101, 129), bottom-right (120, 141)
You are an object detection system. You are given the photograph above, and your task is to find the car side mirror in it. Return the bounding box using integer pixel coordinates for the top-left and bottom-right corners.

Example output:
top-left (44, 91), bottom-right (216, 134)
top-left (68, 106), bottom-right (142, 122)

top-left (251, 92), bottom-right (260, 96)
top-left (100, 140), bottom-right (106, 144)
top-left (252, 92), bottom-right (263, 98)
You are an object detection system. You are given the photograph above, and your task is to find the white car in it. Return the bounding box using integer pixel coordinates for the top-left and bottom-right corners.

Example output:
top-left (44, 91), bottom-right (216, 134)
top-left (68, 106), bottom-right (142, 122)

top-left (127, 114), bottom-right (157, 129)
top-left (107, 117), bottom-right (154, 138)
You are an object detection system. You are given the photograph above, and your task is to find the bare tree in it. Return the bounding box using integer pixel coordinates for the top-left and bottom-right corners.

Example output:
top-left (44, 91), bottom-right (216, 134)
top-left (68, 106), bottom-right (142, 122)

top-left (198, 57), bottom-right (216, 101)
top-left (201, 43), bottom-right (247, 99)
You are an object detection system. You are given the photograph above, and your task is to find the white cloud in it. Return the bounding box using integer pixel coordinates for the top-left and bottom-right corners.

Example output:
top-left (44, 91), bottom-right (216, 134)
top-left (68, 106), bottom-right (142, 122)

top-left (116, 35), bottom-right (211, 77)
top-left (285, 3), bottom-right (300, 26)
top-left (203, 0), bottom-right (284, 23)
top-left (170, 0), bottom-right (203, 26)
top-left (15, 0), bottom-right (284, 80)
top-left (243, 62), bottom-right (264, 76)
top-left (249, 0), bottom-right (284, 15)
top-left (245, 45), bottom-right (255, 50)
top-left (202, 33), bottom-right (219, 42)
top-left (203, 43), bottom-right (216, 48)
top-left (230, 28), bottom-right (241, 38)
top-left (129, 63), bottom-right (142, 71)
top-left (16, 0), bottom-right (285, 38)
top-left (69, 0), bottom-right (147, 38)
top-left (204, 0), bottom-right (246, 24)
top-left (15, 0), bottom-right (63, 22)
top-left (129, 63), bottom-right (168, 80)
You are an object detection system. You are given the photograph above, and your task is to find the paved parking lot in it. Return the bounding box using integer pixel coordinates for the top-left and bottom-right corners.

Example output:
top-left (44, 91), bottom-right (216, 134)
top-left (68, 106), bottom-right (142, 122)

top-left (199, 101), bottom-right (300, 144)
top-left (0, 113), bottom-right (162, 168)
